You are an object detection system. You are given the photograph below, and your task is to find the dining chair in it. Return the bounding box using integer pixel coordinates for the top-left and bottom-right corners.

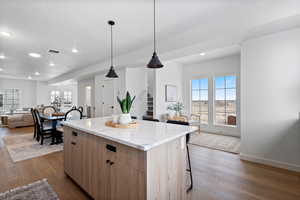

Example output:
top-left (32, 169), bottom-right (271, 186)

top-left (78, 106), bottom-right (84, 113)
top-left (166, 120), bottom-right (193, 192)
top-left (42, 106), bottom-right (57, 115)
top-left (42, 106), bottom-right (58, 128)
top-left (34, 109), bottom-right (61, 145)
top-left (64, 108), bottom-right (83, 121)
top-left (30, 108), bottom-right (38, 140)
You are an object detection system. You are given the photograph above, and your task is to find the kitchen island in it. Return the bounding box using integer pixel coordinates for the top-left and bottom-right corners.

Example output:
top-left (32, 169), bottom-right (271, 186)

top-left (62, 117), bottom-right (198, 200)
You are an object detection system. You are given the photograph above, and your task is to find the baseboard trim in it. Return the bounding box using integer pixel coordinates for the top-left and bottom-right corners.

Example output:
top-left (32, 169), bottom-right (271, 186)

top-left (240, 153), bottom-right (300, 172)
top-left (200, 127), bottom-right (240, 138)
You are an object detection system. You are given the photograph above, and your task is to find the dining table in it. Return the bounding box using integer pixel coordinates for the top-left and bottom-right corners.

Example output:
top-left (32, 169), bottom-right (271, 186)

top-left (39, 114), bottom-right (65, 145)
top-left (39, 114), bottom-right (65, 130)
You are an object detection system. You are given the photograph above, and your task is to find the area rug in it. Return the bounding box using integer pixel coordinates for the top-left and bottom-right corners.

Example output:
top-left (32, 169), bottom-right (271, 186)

top-left (0, 179), bottom-right (59, 200)
top-left (3, 134), bottom-right (63, 162)
top-left (189, 132), bottom-right (240, 154)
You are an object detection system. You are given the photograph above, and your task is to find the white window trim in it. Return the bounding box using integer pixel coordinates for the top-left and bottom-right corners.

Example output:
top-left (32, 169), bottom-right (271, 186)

top-left (189, 77), bottom-right (210, 127)
top-left (212, 73), bottom-right (238, 128)
top-left (50, 90), bottom-right (60, 103)
top-left (63, 91), bottom-right (72, 104)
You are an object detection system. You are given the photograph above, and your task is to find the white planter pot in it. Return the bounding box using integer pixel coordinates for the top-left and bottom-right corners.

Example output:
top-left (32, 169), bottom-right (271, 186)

top-left (119, 113), bottom-right (132, 125)
top-left (168, 110), bottom-right (176, 118)
top-left (112, 115), bottom-right (119, 123)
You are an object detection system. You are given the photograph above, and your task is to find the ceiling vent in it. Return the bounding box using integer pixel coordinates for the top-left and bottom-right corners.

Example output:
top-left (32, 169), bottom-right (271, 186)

top-left (48, 49), bottom-right (60, 54)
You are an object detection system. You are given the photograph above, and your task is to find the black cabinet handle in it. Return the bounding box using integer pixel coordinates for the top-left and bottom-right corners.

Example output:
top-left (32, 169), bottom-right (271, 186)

top-left (71, 142), bottom-right (76, 145)
top-left (106, 144), bottom-right (117, 152)
top-left (72, 131), bottom-right (78, 136)
top-left (105, 160), bottom-right (114, 165)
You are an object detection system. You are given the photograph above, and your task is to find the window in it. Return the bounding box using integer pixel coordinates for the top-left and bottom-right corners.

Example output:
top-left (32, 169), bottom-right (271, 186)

top-left (50, 90), bottom-right (60, 103)
top-left (63, 91), bottom-right (72, 104)
top-left (191, 78), bottom-right (208, 124)
top-left (0, 89), bottom-right (20, 113)
top-left (214, 75), bottom-right (237, 126)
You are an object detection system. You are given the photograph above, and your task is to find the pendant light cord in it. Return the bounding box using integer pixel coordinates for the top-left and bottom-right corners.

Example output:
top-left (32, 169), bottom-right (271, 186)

top-left (153, 0), bottom-right (156, 53)
top-left (111, 24), bottom-right (113, 67)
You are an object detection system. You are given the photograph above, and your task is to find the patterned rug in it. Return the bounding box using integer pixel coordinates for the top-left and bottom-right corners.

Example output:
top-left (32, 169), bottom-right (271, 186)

top-left (3, 134), bottom-right (63, 162)
top-left (189, 132), bottom-right (240, 154)
top-left (0, 179), bottom-right (59, 200)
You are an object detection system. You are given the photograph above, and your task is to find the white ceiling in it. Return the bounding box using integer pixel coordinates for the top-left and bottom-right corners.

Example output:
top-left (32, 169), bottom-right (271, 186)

top-left (173, 45), bottom-right (241, 65)
top-left (1, 0), bottom-right (300, 82)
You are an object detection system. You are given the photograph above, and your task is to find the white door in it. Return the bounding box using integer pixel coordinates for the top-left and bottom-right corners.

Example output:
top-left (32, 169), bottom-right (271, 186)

top-left (96, 80), bottom-right (115, 117)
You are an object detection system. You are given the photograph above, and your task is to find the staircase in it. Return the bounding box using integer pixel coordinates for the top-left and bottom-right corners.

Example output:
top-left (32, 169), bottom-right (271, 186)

top-left (144, 93), bottom-right (154, 119)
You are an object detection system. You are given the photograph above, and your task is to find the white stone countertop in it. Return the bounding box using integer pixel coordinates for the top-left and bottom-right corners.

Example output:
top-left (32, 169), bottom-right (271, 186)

top-left (62, 117), bottom-right (198, 151)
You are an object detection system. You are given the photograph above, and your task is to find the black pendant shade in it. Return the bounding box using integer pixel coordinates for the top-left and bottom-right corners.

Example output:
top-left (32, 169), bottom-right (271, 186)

top-left (147, 0), bottom-right (163, 69)
top-left (106, 66), bottom-right (118, 78)
top-left (106, 20), bottom-right (119, 78)
top-left (147, 52), bottom-right (163, 68)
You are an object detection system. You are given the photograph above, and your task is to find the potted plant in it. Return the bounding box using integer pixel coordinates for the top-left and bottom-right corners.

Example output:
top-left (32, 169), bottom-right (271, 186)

top-left (117, 91), bottom-right (136, 125)
top-left (167, 102), bottom-right (184, 117)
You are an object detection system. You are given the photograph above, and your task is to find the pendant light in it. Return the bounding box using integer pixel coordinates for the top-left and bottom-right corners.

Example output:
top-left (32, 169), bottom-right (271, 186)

top-left (147, 0), bottom-right (163, 68)
top-left (106, 20), bottom-right (119, 78)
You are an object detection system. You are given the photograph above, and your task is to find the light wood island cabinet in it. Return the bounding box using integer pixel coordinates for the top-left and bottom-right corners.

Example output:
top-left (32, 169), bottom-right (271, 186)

top-left (62, 117), bottom-right (197, 200)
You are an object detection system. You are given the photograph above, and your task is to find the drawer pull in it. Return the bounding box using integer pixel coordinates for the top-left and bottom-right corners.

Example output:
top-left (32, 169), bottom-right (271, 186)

top-left (106, 144), bottom-right (117, 152)
top-left (71, 142), bottom-right (76, 145)
top-left (106, 160), bottom-right (110, 163)
top-left (110, 161), bottom-right (114, 165)
top-left (72, 131), bottom-right (78, 136)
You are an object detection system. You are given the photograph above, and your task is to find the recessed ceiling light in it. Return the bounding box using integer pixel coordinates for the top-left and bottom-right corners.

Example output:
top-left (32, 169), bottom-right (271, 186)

top-left (29, 53), bottom-right (41, 58)
top-left (0, 31), bottom-right (11, 37)
top-left (28, 76), bottom-right (32, 80)
top-left (71, 48), bottom-right (78, 53)
top-left (0, 68), bottom-right (3, 72)
top-left (49, 49), bottom-right (60, 54)
top-left (49, 62), bottom-right (55, 66)
top-left (200, 52), bottom-right (206, 56)
top-left (35, 72), bottom-right (40, 76)
top-left (0, 54), bottom-right (5, 59)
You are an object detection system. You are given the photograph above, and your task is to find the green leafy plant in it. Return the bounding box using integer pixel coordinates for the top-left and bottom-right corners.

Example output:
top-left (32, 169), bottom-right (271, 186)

top-left (117, 91), bottom-right (136, 114)
top-left (167, 102), bottom-right (184, 112)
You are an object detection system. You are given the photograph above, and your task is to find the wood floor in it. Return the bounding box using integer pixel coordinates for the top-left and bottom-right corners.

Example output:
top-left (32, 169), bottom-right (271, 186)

top-left (1, 127), bottom-right (300, 200)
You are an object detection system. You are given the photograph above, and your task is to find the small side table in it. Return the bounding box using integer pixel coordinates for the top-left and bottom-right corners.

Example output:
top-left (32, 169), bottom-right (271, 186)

top-left (168, 116), bottom-right (188, 122)
top-left (0, 115), bottom-right (9, 127)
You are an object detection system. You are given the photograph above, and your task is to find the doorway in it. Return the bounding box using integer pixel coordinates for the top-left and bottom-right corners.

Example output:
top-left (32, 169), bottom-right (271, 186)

top-left (96, 79), bottom-right (115, 117)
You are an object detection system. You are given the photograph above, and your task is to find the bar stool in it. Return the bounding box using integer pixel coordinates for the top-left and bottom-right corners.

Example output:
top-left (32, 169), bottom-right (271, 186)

top-left (166, 120), bottom-right (193, 192)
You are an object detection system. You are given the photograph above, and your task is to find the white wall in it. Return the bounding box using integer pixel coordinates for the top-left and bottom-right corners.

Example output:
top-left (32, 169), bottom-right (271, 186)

top-left (94, 69), bottom-right (126, 117)
top-left (125, 67), bottom-right (147, 119)
top-left (86, 67), bottom-right (147, 119)
top-left (36, 81), bottom-right (78, 106)
top-left (182, 54), bottom-right (241, 137)
top-left (0, 78), bottom-right (78, 109)
top-left (36, 81), bottom-right (50, 105)
top-left (241, 28), bottom-right (300, 172)
top-left (78, 77), bottom-right (95, 116)
top-left (154, 61), bottom-right (183, 120)
top-left (0, 78), bottom-right (37, 108)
